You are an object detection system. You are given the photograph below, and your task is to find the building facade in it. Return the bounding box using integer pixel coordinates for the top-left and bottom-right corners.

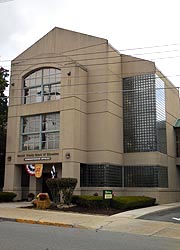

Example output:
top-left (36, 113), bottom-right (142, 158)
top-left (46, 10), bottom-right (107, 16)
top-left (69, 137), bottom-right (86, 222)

top-left (4, 27), bottom-right (180, 203)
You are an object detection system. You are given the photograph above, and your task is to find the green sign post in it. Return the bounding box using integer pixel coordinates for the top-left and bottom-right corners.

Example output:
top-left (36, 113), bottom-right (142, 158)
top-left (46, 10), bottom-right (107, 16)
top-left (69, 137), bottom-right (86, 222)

top-left (103, 190), bottom-right (113, 200)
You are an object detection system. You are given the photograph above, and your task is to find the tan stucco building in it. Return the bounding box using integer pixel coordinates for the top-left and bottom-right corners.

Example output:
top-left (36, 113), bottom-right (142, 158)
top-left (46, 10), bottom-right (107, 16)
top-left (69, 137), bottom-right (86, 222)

top-left (4, 27), bottom-right (180, 204)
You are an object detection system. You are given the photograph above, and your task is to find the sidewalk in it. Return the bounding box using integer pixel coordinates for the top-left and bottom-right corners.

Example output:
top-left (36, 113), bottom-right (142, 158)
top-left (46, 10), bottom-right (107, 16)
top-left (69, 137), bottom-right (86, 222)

top-left (0, 201), bottom-right (180, 240)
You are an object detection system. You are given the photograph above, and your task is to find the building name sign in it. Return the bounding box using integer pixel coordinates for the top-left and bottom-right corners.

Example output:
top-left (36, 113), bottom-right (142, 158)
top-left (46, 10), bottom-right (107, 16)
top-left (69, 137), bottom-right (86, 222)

top-left (17, 152), bottom-right (59, 162)
top-left (24, 157), bottom-right (51, 161)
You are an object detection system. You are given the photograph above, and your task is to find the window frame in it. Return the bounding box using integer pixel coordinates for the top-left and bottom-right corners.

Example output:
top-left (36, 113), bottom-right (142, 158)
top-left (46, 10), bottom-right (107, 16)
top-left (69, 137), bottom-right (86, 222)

top-left (23, 68), bottom-right (61, 104)
top-left (21, 112), bottom-right (60, 151)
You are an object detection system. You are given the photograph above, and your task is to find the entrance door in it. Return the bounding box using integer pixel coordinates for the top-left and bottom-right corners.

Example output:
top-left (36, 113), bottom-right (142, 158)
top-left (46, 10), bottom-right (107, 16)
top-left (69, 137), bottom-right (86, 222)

top-left (42, 173), bottom-right (52, 200)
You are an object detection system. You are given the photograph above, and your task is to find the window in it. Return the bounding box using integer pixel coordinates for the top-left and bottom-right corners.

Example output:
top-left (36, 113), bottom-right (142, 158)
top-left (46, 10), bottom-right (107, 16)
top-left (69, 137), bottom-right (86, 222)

top-left (80, 164), bottom-right (168, 188)
top-left (124, 166), bottom-right (168, 188)
top-left (24, 68), bottom-right (61, 104)
top-left (123, 74), bottom-right (167, 153)
top-left (80, 164), bottom-right (122, 187)
top-left (21, 113), bottom-right (60, 151)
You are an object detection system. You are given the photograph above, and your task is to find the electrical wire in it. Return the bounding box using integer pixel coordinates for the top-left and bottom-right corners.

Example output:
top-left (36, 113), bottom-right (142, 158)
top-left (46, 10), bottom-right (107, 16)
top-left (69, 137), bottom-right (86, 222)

top-left (1, 41), bottom-right (180, 105)
top-left (4, 51), bottom-right (180, 68)
top-left (1, 41), bottom-right (180, 63)
top-left (6, 78), bottom-right (180, 91)
top-left (6, 71), bottom-right (180, 90)
top-left (4, 54), bottom-right (180, 79)
top-left (1, 85), bottom-right (179, 100)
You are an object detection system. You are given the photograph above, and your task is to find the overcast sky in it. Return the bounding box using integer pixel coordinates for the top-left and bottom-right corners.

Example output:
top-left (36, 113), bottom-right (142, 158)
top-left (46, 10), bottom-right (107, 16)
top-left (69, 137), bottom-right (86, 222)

top-left (1, 0), bottom-right (180, 88)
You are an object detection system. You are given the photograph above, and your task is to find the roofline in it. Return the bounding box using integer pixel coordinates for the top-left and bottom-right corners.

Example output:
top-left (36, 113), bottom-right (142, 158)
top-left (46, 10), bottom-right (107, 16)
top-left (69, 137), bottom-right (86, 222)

top-left (12, 27), bottom-right (108, 62)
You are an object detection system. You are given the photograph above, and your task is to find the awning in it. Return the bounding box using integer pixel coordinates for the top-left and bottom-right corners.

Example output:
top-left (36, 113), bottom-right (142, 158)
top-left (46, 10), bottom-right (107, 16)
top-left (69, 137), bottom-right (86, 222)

top-left (174, 119), bottom-right (180, 128)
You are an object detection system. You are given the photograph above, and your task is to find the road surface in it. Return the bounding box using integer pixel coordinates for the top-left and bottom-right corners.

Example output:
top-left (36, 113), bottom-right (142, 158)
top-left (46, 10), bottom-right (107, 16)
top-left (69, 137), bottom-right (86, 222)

top-left (0, 220), bottom-right (179, 250)
top-left (140, 207), bottom-right (180, 223)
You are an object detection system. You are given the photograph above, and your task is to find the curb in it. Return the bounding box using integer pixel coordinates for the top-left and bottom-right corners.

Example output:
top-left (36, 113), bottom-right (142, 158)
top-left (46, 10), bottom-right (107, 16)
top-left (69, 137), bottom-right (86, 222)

top-left (16, 219), bottom-right (74, 228)
top-left (0, 217), bottom-right (88, 229)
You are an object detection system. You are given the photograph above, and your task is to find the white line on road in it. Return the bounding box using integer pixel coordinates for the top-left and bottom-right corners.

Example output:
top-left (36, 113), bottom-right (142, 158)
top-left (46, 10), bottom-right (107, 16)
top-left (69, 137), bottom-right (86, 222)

top-left (172, 217), bottom-right (180, 221)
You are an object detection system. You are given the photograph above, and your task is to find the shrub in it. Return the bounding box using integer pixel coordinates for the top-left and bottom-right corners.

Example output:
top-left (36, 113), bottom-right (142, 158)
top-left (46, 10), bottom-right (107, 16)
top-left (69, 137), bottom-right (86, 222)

top-left (46, 178), bottom-right (59, 203)
top-left (0, 192), bottom-right (17, 202)
top-left (46, 178), bottom-right (77, 205)
top-left (71, 195), bottom-right (80, 204)
top-left (28, 193), bottom-right (35, 198)
top-left (111, 196), bottom-right (156, 210)
top-left (57, 178), bottom-right (77, 205)
top-left (27, 193), bottom-right (35, 201)
top-left (73, 195), bottom-right (111, 209)
top-left (71, 195), bottom-right (156, 210)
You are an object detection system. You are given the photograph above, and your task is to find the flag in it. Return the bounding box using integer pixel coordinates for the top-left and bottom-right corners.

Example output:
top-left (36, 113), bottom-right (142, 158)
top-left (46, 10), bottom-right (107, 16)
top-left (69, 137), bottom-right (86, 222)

top-left (51, 165), bottom-right (56, 179)
top-left (25, 164), bottom-right (35, 176)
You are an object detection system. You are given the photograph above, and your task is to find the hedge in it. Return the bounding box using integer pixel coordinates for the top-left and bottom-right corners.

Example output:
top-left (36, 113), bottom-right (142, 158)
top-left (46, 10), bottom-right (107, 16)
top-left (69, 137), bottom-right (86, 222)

top-left (111, 196), bottom-right (156, 210)
top-left (73, 195), bottom-right (111, 209)
top-left (0, 192), bottom-right (17, 202)
top-left (46, 178), bottom-right (77, 204)
top-left (72, 195), bottom-right (156, 210)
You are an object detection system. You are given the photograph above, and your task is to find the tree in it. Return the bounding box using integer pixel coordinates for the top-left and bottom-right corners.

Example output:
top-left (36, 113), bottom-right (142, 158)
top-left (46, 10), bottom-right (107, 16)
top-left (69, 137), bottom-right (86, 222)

top-left (0, 67), bottom-right (8, 189)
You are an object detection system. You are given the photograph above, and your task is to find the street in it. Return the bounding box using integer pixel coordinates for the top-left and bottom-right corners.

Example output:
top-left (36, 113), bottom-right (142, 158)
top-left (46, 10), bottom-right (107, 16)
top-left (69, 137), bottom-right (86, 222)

top-left (0, 221), bottom-right (179, 250)
top-left (140, 207), bottom-right (180, 223)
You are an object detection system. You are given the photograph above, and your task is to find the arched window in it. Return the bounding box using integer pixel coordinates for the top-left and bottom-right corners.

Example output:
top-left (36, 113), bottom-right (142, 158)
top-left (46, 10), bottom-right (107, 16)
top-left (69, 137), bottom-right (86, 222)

top-left (24, 68), bottom-right (61, 104)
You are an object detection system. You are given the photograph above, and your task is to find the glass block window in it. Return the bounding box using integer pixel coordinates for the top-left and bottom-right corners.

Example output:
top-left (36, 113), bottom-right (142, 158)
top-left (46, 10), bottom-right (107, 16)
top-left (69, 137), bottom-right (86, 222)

top-left (24, 68), bottom-right (61, 104)
top-left (21, 112), bottom-right (60, 151)
top-left (80, 163), bottom-right (168, 188)
top-left (124, 165), bottom-right (168, 188)
top-left (155, 76), bottom-right (167, 153)
top-left (123, 74), bottom-right (167, 153)
top-left (80, 164), bottom-right (122, 187)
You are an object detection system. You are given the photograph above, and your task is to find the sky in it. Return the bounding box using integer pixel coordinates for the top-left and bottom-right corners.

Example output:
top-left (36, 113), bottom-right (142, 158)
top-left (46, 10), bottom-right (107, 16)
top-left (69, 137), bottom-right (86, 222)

top-left (1, 0), bottom-right (180, 90)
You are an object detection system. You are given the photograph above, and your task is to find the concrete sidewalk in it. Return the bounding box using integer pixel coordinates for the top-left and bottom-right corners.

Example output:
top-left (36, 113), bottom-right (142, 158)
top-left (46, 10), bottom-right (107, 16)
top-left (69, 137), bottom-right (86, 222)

top-left (0, 202), bottom-right (180, 240)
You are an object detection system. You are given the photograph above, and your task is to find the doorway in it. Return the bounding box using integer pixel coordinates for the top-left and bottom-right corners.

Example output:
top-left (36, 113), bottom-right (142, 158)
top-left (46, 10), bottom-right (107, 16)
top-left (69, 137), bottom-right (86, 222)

top-left (42, 172), bottom-right (52, 200)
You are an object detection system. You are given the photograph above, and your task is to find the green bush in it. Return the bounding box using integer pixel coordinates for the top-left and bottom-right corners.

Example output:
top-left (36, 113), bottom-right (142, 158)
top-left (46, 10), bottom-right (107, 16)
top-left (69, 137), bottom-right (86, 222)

top-left (57, 178), bottom-right (77, 205)
top-left (0, 192), bottom-right (17, 202)
top-left (72, 195), bottom-right (111, 209)
top-left (111, 196), bottom-right (156, 210)
top-left (72, 195), bottom-right (156, 210)
top-left (46, 178), bottom-right (77, 205)
top-left (46, 178), bottom-right (59, 203)
top-left (71, 195), bottom-right (80, 204)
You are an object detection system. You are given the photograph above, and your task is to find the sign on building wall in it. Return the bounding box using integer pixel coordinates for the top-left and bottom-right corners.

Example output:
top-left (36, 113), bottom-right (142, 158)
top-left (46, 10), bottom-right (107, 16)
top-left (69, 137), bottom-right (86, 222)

top-left (35, 164), bottom-right (43, 178)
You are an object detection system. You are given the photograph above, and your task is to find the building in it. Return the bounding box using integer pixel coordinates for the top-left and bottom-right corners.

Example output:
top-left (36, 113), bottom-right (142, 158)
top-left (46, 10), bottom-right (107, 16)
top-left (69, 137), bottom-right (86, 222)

top-left (4, 27), bottom-right (180, 204)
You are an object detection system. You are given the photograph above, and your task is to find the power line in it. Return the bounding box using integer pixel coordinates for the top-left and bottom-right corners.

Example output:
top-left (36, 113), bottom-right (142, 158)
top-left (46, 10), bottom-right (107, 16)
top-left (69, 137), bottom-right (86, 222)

top-left (2, 42), bottom-right (180, 90)
top-left (4, 52), bottom-right (180, 76)
top-left (2, 86), bottom-right (180, 100)
top-left (2, 49), bottom-right (180, 69)
top-left (5, 70), bottom-right (180, 90)
top-left (7, 75), bottom-right (180, 91)
top-left (119, 42), bottom-right (180, 52)
top-left (1, 41), bottom-right (180, 63)
top-left (1, 48), bottom-right (179, 64)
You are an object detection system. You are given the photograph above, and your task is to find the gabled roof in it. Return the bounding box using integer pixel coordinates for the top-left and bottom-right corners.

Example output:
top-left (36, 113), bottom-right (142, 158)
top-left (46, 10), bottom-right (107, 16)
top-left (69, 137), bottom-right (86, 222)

top-left (12, 27), bottom-right (108, 62)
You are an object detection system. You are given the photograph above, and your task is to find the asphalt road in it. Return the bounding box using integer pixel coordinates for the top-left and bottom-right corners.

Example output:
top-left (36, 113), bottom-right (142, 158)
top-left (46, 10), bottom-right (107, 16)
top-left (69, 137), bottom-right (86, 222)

top-left (0, 221), bottom-right (179, 250)
top-left (139, 207), bottom-right (180, 223)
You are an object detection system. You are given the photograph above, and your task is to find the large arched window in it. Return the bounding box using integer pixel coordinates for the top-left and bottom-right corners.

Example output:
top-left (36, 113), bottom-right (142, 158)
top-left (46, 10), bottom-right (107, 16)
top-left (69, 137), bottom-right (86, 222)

top-left (24, 68), bottom-right (61, 104)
